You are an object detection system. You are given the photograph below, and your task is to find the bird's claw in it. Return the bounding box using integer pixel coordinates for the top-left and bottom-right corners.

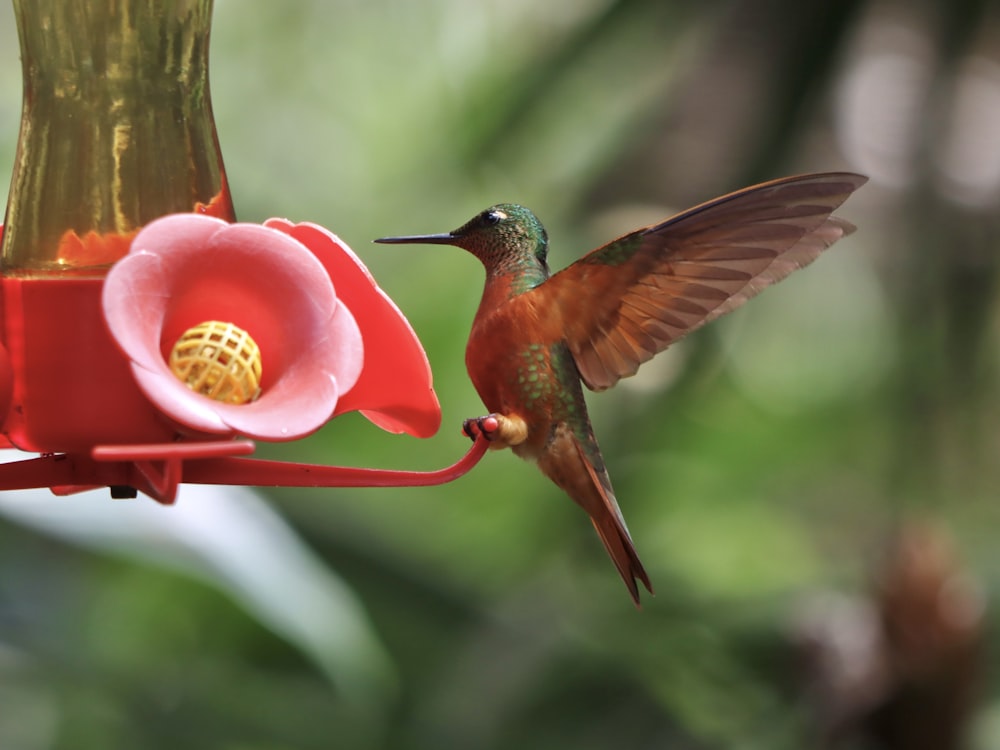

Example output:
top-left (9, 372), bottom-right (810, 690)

top-left (462, 414), bottom-right (501, 442)
top-left (462, 413), bottom-right (528, 448)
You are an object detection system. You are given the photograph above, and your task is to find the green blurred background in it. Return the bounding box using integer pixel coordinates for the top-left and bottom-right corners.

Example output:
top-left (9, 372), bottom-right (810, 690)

top-left (2, 0), bottom-right (1000, 748)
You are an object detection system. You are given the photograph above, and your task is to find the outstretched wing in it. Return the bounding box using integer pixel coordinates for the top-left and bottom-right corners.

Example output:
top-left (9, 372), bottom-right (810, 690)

top-left (542, 172), bottom-right (867, 391)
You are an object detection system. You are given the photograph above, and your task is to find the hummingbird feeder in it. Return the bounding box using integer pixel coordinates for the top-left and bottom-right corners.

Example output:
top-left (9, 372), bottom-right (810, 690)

top-left (0, 0), bottom-right (486, 504)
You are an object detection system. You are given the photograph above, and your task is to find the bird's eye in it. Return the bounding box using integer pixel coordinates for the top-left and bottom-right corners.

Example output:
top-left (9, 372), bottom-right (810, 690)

top-left (482, 210), bottom-right (501, 225)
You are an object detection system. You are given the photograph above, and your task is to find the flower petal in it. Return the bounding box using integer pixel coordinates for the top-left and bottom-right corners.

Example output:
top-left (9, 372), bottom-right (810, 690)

top-left (103, 214), bottom-right (362, 441)
top-left (265, 219), bottom-right (441, 438)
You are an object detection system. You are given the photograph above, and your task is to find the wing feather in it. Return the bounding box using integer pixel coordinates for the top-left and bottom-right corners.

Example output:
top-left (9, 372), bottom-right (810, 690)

top-left (540, 173), bottom-right (866, 391)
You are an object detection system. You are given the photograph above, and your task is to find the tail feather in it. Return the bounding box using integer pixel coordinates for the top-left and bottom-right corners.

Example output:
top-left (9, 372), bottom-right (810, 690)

top-left (537, 426), bottom-right (653, 605)
top-left (578, 446), bottom-right (653, 605)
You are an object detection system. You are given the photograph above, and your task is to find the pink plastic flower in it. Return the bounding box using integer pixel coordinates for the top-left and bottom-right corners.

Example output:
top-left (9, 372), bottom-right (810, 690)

top-left (102, 214), bottom-right (440, 442)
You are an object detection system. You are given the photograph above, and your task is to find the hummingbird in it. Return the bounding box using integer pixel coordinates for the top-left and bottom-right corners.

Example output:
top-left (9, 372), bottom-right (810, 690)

top-left (376, 172), bottom-right (867, 605)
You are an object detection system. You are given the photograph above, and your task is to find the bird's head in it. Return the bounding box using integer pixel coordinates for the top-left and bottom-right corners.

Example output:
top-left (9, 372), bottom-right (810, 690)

top-left (376, 203), bottom-right (549, 277)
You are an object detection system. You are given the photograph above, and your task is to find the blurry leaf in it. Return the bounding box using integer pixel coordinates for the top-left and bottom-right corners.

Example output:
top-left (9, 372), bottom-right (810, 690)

top-left (0, 482), bottom-right (395, 707)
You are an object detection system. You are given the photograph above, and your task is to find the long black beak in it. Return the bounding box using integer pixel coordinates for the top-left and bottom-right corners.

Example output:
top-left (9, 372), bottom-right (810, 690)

top-left (373, 232), bottom-right (456, 245)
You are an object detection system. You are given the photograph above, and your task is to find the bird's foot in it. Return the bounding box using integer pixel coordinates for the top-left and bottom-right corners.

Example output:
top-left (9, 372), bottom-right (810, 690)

top-left (462, 413), bottom-right (528, 449)
top-left (462, 414), bottom-right (499, 442)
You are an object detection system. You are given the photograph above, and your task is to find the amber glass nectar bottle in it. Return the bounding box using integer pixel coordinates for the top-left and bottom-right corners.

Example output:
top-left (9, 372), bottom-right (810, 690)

top-left (1, 0), bottom-right (234, 275)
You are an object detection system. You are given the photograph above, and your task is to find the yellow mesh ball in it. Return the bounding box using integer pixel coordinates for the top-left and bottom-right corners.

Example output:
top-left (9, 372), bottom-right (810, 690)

top-left (169, 321), bottom-right (262, 405)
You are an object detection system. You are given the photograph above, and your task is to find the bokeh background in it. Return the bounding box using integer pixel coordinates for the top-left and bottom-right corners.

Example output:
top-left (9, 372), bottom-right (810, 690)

top-left (2, 0), bottom-right (1000, 748)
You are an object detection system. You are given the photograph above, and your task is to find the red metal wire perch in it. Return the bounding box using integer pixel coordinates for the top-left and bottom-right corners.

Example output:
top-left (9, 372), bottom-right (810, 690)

top-left (0, 436), bottom-right (491, 505)
top-left (180, 438), bottom-right (490, 489)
